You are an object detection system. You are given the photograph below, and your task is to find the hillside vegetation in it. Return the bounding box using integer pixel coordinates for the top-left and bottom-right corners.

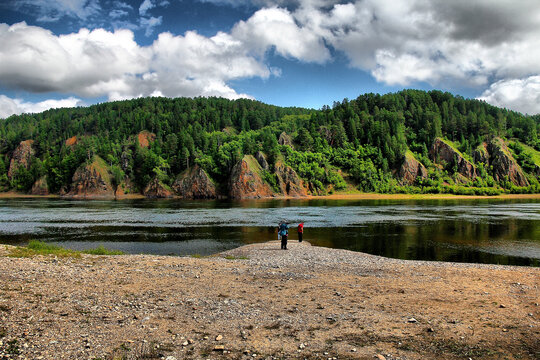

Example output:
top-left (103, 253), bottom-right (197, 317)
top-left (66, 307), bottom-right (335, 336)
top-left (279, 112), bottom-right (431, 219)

top-left (1, 90), bottom-right (539, 198)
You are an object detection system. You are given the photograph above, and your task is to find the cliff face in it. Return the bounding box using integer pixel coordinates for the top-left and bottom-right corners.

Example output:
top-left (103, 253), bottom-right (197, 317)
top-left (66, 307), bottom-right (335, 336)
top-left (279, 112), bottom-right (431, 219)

top-left (487, 138), bottom-right (529, 187)
top-left (66, 156), bottom-right (115, 199)
top-left (143, 178), bottom-right (173, 198)
top-left (8, 140), bottom-right (35, 179)
top-left (172, 165), bottom-right (217, 199)
top-left (473, 143), bottom-right (490, 165)
top-left (137, 131), bottom-right (156, 148)
top-left (278, 132), bottom-right (294, 148)
top-left (274, 161), bottom-right (308, 197)
top-left (398, 152), bottom-right (428, 185)
top-left (30, 176), bottom-right (49, 195)
top-left (229, 155), bottom-right (273, 199)
top-left (255, 151), bottom-right (269, 170)
top-left (429, 138), bottom-right (477, 179)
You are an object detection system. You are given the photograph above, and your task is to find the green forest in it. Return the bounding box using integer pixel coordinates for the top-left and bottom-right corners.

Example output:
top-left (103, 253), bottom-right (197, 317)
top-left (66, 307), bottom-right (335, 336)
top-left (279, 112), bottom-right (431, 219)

top-left (1, 89), bottom-right (540, 196)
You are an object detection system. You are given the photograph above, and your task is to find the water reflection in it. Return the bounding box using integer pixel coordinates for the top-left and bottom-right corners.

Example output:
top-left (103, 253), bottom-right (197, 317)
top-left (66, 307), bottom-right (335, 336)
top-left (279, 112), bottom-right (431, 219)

top-left (0, 198), bottom-right (538, 266)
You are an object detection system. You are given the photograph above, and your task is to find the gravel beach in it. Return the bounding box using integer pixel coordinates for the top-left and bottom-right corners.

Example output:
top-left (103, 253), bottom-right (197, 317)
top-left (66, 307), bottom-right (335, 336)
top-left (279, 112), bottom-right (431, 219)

top-left (0, 241), bottom-right (538, 359)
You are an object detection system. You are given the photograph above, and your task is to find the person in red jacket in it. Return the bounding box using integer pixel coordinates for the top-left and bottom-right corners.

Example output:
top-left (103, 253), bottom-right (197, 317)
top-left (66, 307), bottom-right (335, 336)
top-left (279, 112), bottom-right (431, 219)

top-left (297, 222), bottom-right (304, 243)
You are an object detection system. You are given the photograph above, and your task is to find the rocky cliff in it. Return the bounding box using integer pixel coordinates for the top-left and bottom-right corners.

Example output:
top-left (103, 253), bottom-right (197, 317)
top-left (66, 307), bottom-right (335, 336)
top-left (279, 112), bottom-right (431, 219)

top-left (8, 140), bottom-right (35, 179)
top-left (398, 151), bottom-right (428, 185)
top-left (229, 155), bottom-right (274, 199)
top-left (66, 156), bottom-right (115, 199)
top-left (172, 165), bottom-right (217, 199)
top-left (278, 132), bottom-right (294, 148)
top-left (274, 161), bottom-right (308, 197)
top-left (143, 178), bottom-right (173, 198)
top-left (255, 151), bottom-right (269, 170)
top-left (137, 130), bottom-right (156, 148)
top-left (30, 176), bottom-right (49, 195)
top-left (487, 138), bottom-right (529, 187)
top-left (429, 138), bottom-right (477, 179)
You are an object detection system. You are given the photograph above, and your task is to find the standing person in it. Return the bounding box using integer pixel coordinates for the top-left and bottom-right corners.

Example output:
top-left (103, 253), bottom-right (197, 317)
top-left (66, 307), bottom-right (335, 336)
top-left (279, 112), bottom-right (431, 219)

top-left (277, 221), bottom-right (282, 241)
top-left (279, 222), bottom-right (289, 250)
top-left (297, 222), bottom-right (304, 242)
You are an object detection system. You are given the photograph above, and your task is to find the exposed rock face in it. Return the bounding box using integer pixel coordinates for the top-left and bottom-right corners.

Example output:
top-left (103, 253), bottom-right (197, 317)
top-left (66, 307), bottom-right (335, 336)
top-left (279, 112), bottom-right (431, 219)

top-left (137, 131), bottom-right (156, 148)
top-left (30, 176), bottom-right (49, 195)
top-left (487, 138), bottom-right (529, 187)
top-left (255, 151), bottom-right (269, 170)
top-left (429, 138), bottom-right (477, 179)
top-left (115, 178), bottom-right (136, 198)
top-left (398, 153), bottom-right (428, 185)
top-left (8, 140), bottom-right (35, 179)
top-left (275, 162), bottom-right (308, 197)
top-left (66, 156), bottom-right (115, 199)
top-left (278, 132), bottom-right (294, 148)
top-left (144, 178), bottom-right (173, 198)
top-left (473, 143), bottom-right (490, 165)
top-left (172, 165), bottom-right (217, 199)
top-left (229, 155), bottom-right (273, 199)
top-left (65, 136), bottom-right (78, 147)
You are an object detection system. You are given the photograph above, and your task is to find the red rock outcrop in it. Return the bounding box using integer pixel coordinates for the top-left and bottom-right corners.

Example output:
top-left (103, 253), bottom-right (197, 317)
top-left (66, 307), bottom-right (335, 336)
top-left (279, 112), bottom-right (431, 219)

top-left (172, 165), bottom-right (217, 199)
top-left (143, 178), bottom-right (173, 198)
top-left (487, 138), bottom-right (529, 187)
top-left (398, 152), bottom-right (428, 185)
top-left (229, 155), bottom-right (273, 199)
top-left (65, 136), bottom-right (78, 147)
top-left (8, 140), bottom-right (35, 179)
top-left (30, 176), bottom-right (49, 195)
top-left (429, 138), bottom-right (477, 179)
top-left (66, 156), bottom-right (115, 199)
top-left (275, 161), bottom-right (308, 197)
top-left (137, 131), bottom-right (156, 148)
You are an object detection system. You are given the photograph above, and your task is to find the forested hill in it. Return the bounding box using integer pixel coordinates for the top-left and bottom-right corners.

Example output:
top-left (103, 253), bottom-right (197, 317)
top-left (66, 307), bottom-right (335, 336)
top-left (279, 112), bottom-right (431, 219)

top-left (1, 90), bottom-right (540, 199)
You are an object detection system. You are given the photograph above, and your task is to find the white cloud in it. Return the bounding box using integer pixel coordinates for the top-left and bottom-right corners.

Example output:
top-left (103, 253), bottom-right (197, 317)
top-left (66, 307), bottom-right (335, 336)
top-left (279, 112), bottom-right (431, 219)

top-left (109, 9), bottom-right (129, 19)
top-left (14, 0), bottom-right (101, 22)
top-left (0, 95), bottom-right (82, 119)
top-left (478, 76), bottom-right (540, 115)
top-left (231, 7), bottom-right (330, 63)
top-left (139, 0), bottom-right (155, 16)
top-left (140, 15), bottom-right (162, 36)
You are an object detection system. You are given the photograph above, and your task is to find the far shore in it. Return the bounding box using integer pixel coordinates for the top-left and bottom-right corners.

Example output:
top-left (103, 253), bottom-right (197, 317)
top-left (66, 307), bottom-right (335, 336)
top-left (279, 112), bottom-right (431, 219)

top-left (2, 190), bottom-right (540, 201)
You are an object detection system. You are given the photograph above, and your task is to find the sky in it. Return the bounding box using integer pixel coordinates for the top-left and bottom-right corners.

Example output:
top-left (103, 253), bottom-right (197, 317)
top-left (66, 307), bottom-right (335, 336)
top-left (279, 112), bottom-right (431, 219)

top-left (1, 0), bottom-right (540, 119)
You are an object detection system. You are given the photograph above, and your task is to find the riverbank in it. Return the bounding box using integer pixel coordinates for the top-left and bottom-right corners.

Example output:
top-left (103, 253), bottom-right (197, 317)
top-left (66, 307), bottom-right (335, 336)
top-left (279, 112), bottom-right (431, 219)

top-left (0, 241), bottom-right (538, 359)
top-left (2, 190), bottom-right (540, 201)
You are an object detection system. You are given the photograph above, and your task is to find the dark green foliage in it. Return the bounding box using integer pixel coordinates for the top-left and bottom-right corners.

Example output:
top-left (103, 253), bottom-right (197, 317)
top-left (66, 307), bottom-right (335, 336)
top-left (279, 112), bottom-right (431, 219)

top-left (0, 91), bottom-right (538, 195)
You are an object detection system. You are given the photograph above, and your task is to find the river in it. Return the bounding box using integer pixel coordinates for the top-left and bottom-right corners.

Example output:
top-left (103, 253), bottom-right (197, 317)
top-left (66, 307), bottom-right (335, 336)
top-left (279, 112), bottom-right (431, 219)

top-left (0, 198), bottom-right (539, 266)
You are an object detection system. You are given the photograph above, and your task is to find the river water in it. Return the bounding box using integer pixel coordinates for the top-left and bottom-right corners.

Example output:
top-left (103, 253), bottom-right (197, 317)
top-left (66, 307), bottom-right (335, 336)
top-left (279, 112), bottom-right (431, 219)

top-left (0, 198), bottom-right (539, 266)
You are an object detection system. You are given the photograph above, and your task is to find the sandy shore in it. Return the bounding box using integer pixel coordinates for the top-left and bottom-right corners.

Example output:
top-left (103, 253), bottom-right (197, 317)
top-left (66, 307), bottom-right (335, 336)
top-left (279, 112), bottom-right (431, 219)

top-left (0, 241), bottom-right (538, 359)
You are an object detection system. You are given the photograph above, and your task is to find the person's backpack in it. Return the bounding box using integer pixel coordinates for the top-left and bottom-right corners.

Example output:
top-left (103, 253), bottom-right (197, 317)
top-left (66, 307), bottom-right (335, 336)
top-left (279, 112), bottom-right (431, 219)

top-left (298, 223), bottom-right (304, 233)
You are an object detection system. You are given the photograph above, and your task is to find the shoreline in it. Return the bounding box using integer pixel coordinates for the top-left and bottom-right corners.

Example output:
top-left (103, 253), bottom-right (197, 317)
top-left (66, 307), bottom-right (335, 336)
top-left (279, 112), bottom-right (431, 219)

top-left (2, 191), bottom-right (540, 201)
top-left (1, 241), bottom-right (538, 359)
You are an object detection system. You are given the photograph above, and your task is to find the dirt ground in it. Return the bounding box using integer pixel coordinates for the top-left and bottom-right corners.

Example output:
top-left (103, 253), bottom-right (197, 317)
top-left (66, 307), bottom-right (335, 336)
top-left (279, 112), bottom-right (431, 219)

top-left (0, 241), bottom-right (538, 360)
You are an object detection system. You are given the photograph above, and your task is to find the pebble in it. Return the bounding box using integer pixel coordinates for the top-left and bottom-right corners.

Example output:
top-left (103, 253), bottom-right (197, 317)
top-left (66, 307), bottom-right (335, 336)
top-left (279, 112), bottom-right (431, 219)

top-left (215, 335), bottom-right (223, 341)
top-left (213, 345), bottom-right (225, 351)
top-left (408, 317), bottom-right (418, 323)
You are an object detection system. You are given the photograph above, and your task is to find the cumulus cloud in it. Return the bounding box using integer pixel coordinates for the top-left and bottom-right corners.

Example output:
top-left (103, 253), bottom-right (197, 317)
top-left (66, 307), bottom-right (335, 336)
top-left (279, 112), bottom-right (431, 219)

top-left (2, 0), bottom-right (540, 115)
top-left (478, 76), bottom-right (540, 115)
top-left (231, 7), bottom-right (330, 63)
top-left (0, 21), bottom-right (276, 114)
top-left (0, 95), bottom-right (82, 119)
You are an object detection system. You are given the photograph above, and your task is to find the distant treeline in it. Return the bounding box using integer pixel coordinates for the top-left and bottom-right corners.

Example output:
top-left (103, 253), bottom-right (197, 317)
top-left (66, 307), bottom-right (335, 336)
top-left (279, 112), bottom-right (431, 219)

top-left (1, 90), bottom-right (539, 195)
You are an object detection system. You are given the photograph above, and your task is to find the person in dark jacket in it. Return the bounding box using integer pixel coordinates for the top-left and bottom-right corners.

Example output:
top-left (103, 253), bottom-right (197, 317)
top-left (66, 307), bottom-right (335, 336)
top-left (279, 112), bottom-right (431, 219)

top-left (297, 222), bottom-right (304, 242)
top-left (278, 222), bottom-right (289, 249)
